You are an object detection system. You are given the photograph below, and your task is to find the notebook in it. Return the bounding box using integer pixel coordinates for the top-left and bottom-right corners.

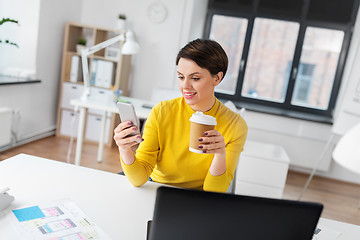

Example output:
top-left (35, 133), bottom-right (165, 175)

top-left (148, 186), bottom-right (323, 240)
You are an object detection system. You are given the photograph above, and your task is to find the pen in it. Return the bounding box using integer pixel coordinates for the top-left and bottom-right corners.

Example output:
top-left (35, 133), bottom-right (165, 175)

top-left (0, 187), bottom-right (10, 195)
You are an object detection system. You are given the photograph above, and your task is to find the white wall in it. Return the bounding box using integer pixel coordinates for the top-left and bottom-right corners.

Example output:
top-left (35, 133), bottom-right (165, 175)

top-left (316, 8), bottom-right (360, 184)
top-left (332, 10), bottom-right (360, 136)
top-left (243, 112), bottom-right (335, 170)
top-left (0, 0), bottom-right (82, 145)
top-left (80, 0), bottom-right (209, 100)
top-left (0, 0), bottom-right (40, 74)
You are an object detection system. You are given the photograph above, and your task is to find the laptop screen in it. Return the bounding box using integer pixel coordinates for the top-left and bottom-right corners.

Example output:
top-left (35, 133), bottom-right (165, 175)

top-left (149, 186), bottom-right (323, 240)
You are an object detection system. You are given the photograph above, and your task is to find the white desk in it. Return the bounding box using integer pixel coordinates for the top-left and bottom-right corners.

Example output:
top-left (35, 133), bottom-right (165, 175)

top-left (0, 154), bottom-right (360, 239)
top-left (70, 96), bottom-right (153, 165)
top-left (0, 154), bottom-right (160, 239)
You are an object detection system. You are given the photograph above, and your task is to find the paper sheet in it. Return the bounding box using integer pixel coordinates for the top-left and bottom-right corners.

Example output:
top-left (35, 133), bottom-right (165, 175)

top-left (312, 224), bottom-right (342, 240)
top-left (5, 199), bottom-right (111, 240)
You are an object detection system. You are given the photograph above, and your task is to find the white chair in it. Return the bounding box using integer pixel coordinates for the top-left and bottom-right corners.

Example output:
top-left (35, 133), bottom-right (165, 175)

top-left (224, 100), bottom-right (246, 194)
top-left (224, 100), bottom-right (246, 117)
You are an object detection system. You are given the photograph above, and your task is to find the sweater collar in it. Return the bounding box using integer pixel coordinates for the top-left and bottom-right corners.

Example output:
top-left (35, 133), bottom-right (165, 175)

top-left (182, 97), bottom-right (219, 117)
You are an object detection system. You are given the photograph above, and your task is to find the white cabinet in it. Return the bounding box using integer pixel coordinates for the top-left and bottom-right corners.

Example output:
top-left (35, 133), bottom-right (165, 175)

top-left (87, 88), bottom-right (113, 117)
top-left (58, 84), bottom-right (112, 144)
top-left (0, 107), bottom-right (12, 147)
top-left (85, 114), bottom-right (111, 144)
top-left (235, 140), bottom-right (290, 199)
top-left (61, 82), bottom-right (84, 109)
top-left (235, 181), bottom-right (284, 199)
top-left (59, 109), bottom-right (79, 137)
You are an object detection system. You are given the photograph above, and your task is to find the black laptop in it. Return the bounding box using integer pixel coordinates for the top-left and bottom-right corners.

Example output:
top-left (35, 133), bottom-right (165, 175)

top-left (148, 186), bottom-right (323, 240)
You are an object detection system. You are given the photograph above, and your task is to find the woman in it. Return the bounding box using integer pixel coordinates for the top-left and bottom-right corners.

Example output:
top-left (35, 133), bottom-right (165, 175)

top-left (114, 39), bottom-right (248, 193)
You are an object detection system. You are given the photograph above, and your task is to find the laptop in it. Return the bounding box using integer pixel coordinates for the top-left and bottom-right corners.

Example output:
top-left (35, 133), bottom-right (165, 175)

top-left (148, 186), bottom-right (323, 240)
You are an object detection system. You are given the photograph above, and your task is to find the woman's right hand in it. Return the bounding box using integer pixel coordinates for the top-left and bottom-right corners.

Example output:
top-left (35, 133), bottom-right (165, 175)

top-left (113, 121), bottom-right (143, 152)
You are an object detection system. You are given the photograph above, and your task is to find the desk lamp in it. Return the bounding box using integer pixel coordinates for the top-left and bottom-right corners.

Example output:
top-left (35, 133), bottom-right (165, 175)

top-left (80, 30), bottom-right (140, 101)
top-left (332, 122), bottom-right (360, 175)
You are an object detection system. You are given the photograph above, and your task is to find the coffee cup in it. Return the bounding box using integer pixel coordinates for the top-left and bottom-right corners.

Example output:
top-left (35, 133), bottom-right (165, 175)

top-left (189, 111), bottom-right (217, 154)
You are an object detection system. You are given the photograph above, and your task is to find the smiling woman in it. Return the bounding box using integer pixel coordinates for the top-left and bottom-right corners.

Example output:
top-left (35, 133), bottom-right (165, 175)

top-left (114, 38), bottom-right (248, 193)
top-left (176, 39), bottom-right (227, 112)
top-left (177, 58), bottom-right (222, 112)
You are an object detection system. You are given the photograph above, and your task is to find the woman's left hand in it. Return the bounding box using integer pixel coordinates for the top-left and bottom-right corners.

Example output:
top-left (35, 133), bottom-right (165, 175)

top-left (198, 130), bottom-right (226, 155)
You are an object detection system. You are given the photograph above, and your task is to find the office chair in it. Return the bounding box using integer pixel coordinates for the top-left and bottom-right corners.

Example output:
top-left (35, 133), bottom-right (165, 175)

top-left (224, 100), bottom-right (246, 194)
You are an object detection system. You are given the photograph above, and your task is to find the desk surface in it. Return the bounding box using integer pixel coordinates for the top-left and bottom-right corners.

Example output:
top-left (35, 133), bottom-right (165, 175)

top-left (0, 154), bottom-right (160, 239)
top-left (1, 154), bottom-right (359, 239)
top-left (70, 96), bottom-right (153, 119)
top-left (69, 96), bottom-right (154, 165)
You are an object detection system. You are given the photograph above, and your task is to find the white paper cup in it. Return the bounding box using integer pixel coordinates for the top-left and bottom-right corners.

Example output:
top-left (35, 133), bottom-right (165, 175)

top-left (189, 112), bottom-right (217, 154)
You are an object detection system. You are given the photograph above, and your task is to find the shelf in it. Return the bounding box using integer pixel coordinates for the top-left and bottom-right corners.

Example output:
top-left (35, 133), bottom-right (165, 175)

top-left (0, 75), bottom-right (41, 85)
top-left (67, 25), bottom-right (94, 52)
top-left (92, 55), bottom-right (118, 63)
top-left (57, 22), bottom-right (133, 146)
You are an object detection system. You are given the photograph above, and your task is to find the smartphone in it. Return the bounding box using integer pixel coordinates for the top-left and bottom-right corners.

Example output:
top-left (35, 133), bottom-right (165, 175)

top-left (117, 102), bottom-right (140, 136)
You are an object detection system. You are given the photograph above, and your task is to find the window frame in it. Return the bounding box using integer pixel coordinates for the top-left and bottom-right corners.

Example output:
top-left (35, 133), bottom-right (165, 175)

top-left (203, 0), bottom-right (359, 123)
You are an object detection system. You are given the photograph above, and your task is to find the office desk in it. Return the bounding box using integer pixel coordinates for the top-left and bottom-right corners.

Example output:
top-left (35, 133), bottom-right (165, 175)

top-left (0, 154), bottom-right (160, 239)
top-left (70, 96), bottom-right (153, 165)
top-left (1, 154), bottom-right (360, 240)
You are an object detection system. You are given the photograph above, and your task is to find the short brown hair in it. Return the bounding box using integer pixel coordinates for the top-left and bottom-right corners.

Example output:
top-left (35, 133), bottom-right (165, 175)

top-left (176, 39), bottom-right (228, 81)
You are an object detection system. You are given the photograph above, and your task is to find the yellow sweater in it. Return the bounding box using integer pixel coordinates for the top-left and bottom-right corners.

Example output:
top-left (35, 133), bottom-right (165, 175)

top-left (120, 97), bottom-right (248, 193)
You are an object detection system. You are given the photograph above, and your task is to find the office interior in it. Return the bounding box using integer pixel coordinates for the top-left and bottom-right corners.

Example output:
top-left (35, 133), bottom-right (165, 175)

top-left (1, 0), bottom-right (360, 229)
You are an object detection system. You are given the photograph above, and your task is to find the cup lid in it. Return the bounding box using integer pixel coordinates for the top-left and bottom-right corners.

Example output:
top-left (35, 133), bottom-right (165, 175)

top-left (189, 111), bottom-right (217, 125)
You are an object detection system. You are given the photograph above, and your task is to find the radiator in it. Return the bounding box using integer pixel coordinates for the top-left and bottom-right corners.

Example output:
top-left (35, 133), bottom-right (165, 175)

top-left (0, 107), bottom-right (12, 147)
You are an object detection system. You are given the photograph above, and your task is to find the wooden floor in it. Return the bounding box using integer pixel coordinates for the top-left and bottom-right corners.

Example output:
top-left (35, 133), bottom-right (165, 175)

top-left (1, 135), bottom-right (360, 225)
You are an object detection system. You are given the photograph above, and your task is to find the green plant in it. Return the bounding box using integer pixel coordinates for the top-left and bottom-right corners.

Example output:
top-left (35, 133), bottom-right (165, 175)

top-left (77, 38), bottom-right (87, 46)
top-left (0, 17), bottom-right (19, 48)
top-left (118, 14), bottom-right (126, 20)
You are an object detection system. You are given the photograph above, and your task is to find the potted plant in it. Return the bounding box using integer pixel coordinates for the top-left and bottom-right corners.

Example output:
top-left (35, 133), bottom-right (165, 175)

top-left (0, 18), bottom-right (19, 48)
top-left (115, 14), bottom-right (127, 31)
top-left (76, 37), bottom-right (87, 54)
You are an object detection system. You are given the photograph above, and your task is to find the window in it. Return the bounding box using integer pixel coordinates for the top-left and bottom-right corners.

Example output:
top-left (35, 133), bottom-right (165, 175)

top-left (292, 27), bottom-right (344, 110)
top-left (204, 0), bottom-right (359, 123)
top-left (242, 18), bottom-right (299, 103)
top-left (209, 15), bottom-right (248, 95)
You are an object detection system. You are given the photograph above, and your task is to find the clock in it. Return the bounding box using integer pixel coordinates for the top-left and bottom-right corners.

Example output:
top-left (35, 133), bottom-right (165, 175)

top-left (147, 2), bottom-right (168, 24)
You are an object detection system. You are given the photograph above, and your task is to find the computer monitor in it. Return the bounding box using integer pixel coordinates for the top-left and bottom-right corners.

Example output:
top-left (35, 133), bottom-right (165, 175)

top-left (149, 186), bottom-right (323, 240)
